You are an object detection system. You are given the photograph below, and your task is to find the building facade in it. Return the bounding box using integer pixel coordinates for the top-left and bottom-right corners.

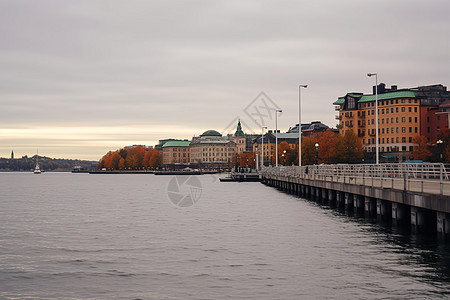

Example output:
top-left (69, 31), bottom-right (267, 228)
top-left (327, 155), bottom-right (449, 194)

top-left (161, 140), bottom-right (191, 166)
top-left (334, 84), bottom-right (450, 162)
top-left (252, 131), bottom-right (298, 166)
top-left (190, 130), bottom-right (236, 168)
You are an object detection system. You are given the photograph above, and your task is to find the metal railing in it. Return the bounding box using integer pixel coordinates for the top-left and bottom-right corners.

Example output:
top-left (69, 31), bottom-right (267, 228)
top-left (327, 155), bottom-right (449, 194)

top-left (260, 163), bottom-right (450, 196)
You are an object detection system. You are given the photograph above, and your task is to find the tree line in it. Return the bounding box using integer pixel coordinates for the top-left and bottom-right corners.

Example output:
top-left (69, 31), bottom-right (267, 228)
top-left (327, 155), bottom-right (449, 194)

top-left (270, 129), bottom-right (364, 166)
top-left (97, 146), bottom-right (160, 170)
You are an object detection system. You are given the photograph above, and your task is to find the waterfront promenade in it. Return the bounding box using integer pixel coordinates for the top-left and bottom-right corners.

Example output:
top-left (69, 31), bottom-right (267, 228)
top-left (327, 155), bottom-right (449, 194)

top-left (260, 163), bottom-right (450, 235)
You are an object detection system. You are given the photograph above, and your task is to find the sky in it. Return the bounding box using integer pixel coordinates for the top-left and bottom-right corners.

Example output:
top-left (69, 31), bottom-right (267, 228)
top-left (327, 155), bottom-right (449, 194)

top-left (1, 0), bottom-right (449, 160)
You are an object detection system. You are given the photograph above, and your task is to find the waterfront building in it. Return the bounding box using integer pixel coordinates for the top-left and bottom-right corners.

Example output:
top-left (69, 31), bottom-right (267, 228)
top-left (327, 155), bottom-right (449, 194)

top-left (287, 121), bottom-right (330, 136)
top-left (161, 140), bottom-right (191, 167)
top-left (252, 131), bottom-right (298, 166)
top-left (334, 83), bottom-right (450, 162)
top-left (190, 130), bottom-right (236, 168)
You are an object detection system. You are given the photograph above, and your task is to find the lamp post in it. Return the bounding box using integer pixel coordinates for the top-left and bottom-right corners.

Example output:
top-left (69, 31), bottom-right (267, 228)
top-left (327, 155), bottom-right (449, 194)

top-left (299, 84), bottom-right (307, 166)
top-left (275, 109), bottom-right (282, 167)
top-left (261, 126), bottom-right (267, 170)
top-left (437, 139), bottom-right (444, 161)
top-left (367, 73), bottom-right (379, 164)
top-left (283, 150), bottom-right (287, 166)
top-left (315, 143), bottom-right (319, 165)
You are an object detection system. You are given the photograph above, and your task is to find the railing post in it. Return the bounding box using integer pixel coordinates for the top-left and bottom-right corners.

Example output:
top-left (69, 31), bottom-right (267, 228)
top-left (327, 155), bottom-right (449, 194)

top-left (440, 163), bottom-right (443, 195)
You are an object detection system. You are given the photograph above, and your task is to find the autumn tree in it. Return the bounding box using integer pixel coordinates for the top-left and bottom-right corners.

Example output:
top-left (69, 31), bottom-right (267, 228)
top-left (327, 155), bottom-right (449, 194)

top-left (271, 141), bottom-right (293, 166)
top-left (316, 129), bottom-right (339, 164)
top-left (334, 130), bottom-right (363, 163)
top-left (238, 152), bottom-right (256, 168)
top-left (413, 135), bottom-right (431, 161)
top-left (301, 136), bottom-right (317, 165)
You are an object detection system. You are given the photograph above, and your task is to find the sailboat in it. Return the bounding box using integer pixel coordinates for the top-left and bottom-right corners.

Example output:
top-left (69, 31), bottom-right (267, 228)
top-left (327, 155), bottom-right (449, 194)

top-left (34, 150), bottom-right (41, 174)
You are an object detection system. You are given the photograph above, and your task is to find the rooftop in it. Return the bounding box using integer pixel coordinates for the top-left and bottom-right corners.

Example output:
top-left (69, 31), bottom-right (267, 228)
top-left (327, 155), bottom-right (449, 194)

top-left (333, 90), bottom-right (418, 105)
top-left (162, 141), bottom-right (191, 148)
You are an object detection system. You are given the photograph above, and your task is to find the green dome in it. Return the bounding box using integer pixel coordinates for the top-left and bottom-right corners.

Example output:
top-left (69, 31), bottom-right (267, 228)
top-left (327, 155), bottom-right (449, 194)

top-left (200, 130), bottom-right (222, 137)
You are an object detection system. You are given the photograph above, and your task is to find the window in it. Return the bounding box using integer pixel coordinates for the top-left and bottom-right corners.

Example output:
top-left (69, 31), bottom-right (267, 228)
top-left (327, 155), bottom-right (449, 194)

top-left (372, 109), bottom-right (374, 115)
top-left (409, 117), bottom-right (412, 122)
top-left (382, 109), bottom-right (384, 114)
top-left (396, 127), bottom-right (399, 133)
top-left (402, 117), bottom-right (406, 122)
top-left (402, 127), bottom-right (406, 133)
top-left (396, 107), bottom-right (399, 113)
top-left (391, 138), bottom-right (394, 143)
top-left (396, 137), bottom-right (399, 143)
top-left (415, 127), bottom-right (418, 133)
top-left (402, 107), bottom-right (405, 112)
top-left (382, 128), bottom-right (385, 134)
top-left (391, 108), bottom-right (394, 113)
top-left (382, 138), bottom-right (385, 143)
top-left (409, 137), bottom-right (412, 143)
top-left (387, 118), bottom-right (389, 124)
top-left (427, 117), bottom-right (430, 122)
top-left (396, 117), bottom-right (399, 123)
top-left (402, 137), bottom-right (406, 143)
top-left (391, 128), bottom-right (394, 133)
top-left (401, 99), bottom-right (405, 103)
top-left (427, 127), bottom-right (430, 133)
top-left (438, 116), bottom-right (441, 121)
top-left (391, 117), bottom-right (394, 123)
top-left (386, 109), bottom-right (389, 114)
top-left (368, 110), bottom-right (370, 116)
top-left (438, 126), bottom-right (440, 131)
top-left (415, 117), bottom-right (418, 123)
top-left (409, 127), bottom-right (412, 133)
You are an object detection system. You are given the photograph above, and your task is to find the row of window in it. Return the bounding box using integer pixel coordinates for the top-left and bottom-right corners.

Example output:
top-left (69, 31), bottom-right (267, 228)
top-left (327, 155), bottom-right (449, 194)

top-left (203, 152), bottom-right (233, 157)
top-left (364, 137), bottom-right (415, 144)
top-left (359, 98), bottom-right (418, 108)
top-left (343, 105), bottom-right (418, 118)
top-left (366, 146), bottom-right (414, 152)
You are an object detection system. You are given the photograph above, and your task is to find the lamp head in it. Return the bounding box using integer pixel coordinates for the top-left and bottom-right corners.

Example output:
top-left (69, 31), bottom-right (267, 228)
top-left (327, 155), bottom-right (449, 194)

top-left (277, 109), bottom-right (282, 113)
top-left (367, 73), bottom-right (376, 77)
top-left (300, 84), bottom-right (308, 88)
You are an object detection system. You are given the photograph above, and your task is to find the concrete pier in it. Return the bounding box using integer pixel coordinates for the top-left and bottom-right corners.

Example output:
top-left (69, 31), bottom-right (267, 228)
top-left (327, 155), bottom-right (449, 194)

top-left (261, 169), bottom-right (450, 236)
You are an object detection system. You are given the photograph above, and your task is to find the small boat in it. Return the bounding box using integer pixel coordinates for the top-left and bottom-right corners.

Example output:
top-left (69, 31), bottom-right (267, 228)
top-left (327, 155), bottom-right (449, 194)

top-left (34, 150), bottom-right (41, 174)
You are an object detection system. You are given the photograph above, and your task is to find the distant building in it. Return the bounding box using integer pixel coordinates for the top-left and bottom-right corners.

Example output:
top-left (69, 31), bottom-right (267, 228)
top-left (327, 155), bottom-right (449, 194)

top-left (161, 140), bottom-right (191, 167)
top-left (11, 150), bottom-right (14, 159)
top-left (287, 121), bottom-right (329, 136)
top-left (190, 129), bottom-right (236, 168)
top-left (334, 83), bottom-right (450, 162)
top-left (252, 131), bottom-right (299, 166)
top-left (155, 139), bottom-right (179, 151)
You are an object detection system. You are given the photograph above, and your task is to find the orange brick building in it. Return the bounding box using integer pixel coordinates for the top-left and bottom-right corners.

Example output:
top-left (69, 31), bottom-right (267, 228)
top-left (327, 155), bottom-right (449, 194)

top-left (334, 84), bottom-right (450, 162)
top-left (161, 140), bottom-right (191, 166)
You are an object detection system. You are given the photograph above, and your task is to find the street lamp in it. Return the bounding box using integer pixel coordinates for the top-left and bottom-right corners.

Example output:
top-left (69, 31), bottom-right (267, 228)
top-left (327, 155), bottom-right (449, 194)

top-left (299, 84), bottom-right (307, 166)
top-left (437, 139), bottom-right (444, 161)
top-left (275, 109), bottom-right (282, 167)
top-left (261, 126), bottom-right (267, 170)
top-left (367, 73), bottom-right (379, 164)
top-left (315, 143), bottom-right (319, 165)
top-left (283, 150), bottom-right (287, 166)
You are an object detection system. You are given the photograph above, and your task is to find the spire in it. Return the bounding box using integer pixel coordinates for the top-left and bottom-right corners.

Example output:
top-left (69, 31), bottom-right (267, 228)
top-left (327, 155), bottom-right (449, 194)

top-left (11, 150), bottom-right (14, 159)
top-left (234, 119), bottom-right (245, 137)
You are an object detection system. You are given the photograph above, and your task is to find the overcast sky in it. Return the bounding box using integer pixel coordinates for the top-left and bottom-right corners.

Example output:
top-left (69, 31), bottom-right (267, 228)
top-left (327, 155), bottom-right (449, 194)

top-left (1, 0), bottom-right (449, 160)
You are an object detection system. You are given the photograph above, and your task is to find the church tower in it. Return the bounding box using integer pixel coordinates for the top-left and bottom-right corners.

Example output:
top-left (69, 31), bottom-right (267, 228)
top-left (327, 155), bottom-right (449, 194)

top-left (11, 150), bottom-right (14, 159)
top-left (234, 120), bottom-right (246, 153)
